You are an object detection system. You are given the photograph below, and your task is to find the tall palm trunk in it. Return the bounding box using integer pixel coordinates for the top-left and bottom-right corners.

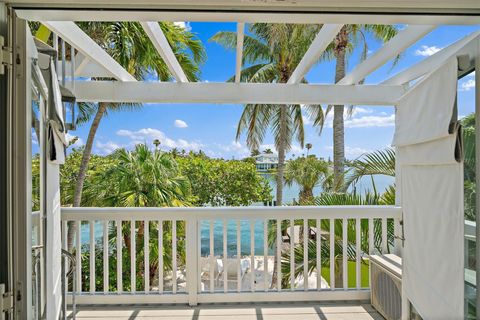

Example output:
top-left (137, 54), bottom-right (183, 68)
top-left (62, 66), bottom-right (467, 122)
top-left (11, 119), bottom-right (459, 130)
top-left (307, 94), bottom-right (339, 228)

top-left (67, 102), bottom-right (107, 250)
top-left (333, 27), bottom-right (348, 190)
top-left (332, 28), bottom-right (348, 288)
top-left (271, 104), bottom-right (288, 288)
top-left (275, 105), bottom-right (287, 207)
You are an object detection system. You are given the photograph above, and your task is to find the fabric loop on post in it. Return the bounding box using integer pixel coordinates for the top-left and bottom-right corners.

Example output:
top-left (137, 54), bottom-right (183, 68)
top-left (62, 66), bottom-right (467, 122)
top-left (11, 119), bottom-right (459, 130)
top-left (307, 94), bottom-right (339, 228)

top-left (393, 58), bottom-right (458, 147)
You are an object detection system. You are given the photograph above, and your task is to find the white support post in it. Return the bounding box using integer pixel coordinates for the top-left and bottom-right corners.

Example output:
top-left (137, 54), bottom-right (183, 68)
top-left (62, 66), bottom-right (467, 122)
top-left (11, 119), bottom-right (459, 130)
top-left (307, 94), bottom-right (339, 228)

top-left (144, 220), bottom-right (150, 293)
top-left (186, 218), bottom-right (198, 306)
top-left (235, 22), bottom-right (245, 83)
top-left (475, 38), bottom-right (480, 320)
top-left (287, 24), bottom-right (343, 84)
top-left (140, 21), bottom-right (188, 82)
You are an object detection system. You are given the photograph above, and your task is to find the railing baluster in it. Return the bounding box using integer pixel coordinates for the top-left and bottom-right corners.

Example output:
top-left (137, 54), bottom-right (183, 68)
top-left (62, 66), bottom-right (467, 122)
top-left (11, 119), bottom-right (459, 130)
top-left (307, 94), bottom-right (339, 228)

top-left (172, 220), bottom-right (177, 294)
top-left (250, 220), bottom-right (255, 292)
top-left (76, 221), bottom-right (81, 293)
top-left (329, 218), bottom-right (335, 290)
top-left (290, 219), bottom-right (294, 291)
top-left (158, 221), bottom-right (163, 294)
top-left (197, 221), bottom-right (202, 293)
top-left (263, 219), bottom-right (268, 292)
top-left (89, 220), bottom-right (95, 293)
top-left (103, 220), bottom-right (109, 293)
top-left (236, 219), bottom-right (241, 293)
top-left (62, 221), bottom-right (67, 250)
top-left (368, 218), bottom-right (374, 255)
top-left (276, 219), bottom-right (281, 291)
top-left (209, 220), bottom-right (214, 293)
top-left (368, 218), bottom-right (374, 288)
top-left (144, 220), bottom-right (150, 293)
top-left (131, 220), bottom-right (136, 293)
top-left (316, 219), bottom-right (321, 291)
top-left (303, 219), bottom-right (308, 291)
top-left (116, 220), bottom-right (122, 293)
top-left (342, 218), bottom-right (348, 290)
top-left (355, 218), bottom-right (361, 289)
top-left (382, 218), bottom-right (388, 253)
top-left (223, 219), bottom-right (227, 293)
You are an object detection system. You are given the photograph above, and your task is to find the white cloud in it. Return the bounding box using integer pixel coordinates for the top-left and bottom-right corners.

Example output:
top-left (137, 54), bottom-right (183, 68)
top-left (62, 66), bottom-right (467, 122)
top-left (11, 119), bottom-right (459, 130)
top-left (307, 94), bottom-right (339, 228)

top-left (460, 79), bottom-right (475, 91)
top-left (116, 128), bottom-right (203, 151)
top-left (174, 119), bottom-right (188, 128)
top-left (324, 109), bottom-right (394, 129)
top-left (415, 45), bottom-right (442, 57)
top-left (217, 140), bottom-right (250, 157)
top-left (345, 146), bottom-right (372, 158)
top-left (302, 115), bottom-right (313, 125)
top-left (351, 107), bottom-right (373, 116)
top-left (259, 144), bottom-right (303, 155)
top-left (344, 114), bottom-right (395, 128)
top-left (95, 141), bottom-right (121, 155)
top-left (66, 133), bottom-right (84, 148)
top-left (173, 21), bottom-right (192, 31)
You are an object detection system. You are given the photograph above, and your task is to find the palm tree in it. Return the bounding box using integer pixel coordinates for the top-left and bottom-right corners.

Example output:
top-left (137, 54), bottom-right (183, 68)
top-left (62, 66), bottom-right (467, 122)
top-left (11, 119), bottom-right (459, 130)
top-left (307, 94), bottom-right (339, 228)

top-left (283, 156), bottom-right (328, 204)
top-left (345, 148), bottom-right (395, 194)
top-left (65, 21), bottom-right (205, 248)
top-left (211, 23), bottom-right (325, 206)
top-left (211, 24), bottom-right (326, 289)
top-left (87, 144), bottom-right (192, 207)
top-left (327, 25), bottom-right (398, 188)
top-left (305, 143), bottom-right (312, 156)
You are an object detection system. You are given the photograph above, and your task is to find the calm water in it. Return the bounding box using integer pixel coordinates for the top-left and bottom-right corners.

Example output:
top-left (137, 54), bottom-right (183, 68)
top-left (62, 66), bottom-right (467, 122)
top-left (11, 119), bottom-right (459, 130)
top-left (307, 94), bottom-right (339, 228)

top-left (78, 175), bottom-right (395, 256)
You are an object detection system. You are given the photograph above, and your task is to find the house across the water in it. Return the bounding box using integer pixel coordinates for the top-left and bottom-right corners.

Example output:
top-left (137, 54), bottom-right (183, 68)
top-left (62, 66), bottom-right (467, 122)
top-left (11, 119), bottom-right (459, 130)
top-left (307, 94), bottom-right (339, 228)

top-left (253, 153), bottom-right (279, 172)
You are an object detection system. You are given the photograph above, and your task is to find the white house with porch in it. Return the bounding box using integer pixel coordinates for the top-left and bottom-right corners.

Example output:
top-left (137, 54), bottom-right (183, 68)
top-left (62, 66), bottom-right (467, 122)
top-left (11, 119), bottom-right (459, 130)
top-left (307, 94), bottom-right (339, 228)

top-left (0, 1), bottom-right (479, 320)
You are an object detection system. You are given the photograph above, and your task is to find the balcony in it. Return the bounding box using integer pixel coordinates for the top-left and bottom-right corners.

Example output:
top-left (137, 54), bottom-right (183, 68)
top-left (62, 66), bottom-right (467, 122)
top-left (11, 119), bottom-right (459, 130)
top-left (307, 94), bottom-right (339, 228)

top-left (56, 205), bottom-right (401, 317)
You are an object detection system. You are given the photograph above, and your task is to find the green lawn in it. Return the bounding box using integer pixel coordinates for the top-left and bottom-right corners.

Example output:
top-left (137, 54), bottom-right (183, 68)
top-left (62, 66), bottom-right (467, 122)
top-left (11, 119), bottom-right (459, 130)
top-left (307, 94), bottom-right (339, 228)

top-left (320, 260), bottom-right (370, 288)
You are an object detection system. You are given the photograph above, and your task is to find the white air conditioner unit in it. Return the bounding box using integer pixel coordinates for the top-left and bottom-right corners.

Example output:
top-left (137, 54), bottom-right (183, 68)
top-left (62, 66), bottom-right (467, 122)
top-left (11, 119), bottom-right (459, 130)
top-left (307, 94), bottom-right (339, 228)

top-left (370, 254), bottom-right (402, 320)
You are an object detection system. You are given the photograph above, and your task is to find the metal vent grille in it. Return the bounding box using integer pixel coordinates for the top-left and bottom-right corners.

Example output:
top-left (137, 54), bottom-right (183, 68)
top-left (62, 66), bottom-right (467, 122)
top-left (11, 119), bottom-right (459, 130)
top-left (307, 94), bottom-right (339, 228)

top-left (371, 260), bottom-right (402, 320)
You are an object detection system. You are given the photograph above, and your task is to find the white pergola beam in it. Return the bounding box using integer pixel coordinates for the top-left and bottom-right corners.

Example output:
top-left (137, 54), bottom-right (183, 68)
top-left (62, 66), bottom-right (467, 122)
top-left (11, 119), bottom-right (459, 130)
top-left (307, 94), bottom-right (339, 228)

top-left (338, 25), bottom-right (436, 85)
top-left (41, 21), bottom-right (136, 82)
top-left (235, 22), bottom-right (245, 83)
top-left (140, 21), bottom-right (188, 82)
top-left (383, 30), bottom-right (480, 85)
top-left (69, 81), bottom-right (405, 105)
top-left (19, 10), bottom-right (480, 26)
top-left (288, 24), bottom-right (343, 84)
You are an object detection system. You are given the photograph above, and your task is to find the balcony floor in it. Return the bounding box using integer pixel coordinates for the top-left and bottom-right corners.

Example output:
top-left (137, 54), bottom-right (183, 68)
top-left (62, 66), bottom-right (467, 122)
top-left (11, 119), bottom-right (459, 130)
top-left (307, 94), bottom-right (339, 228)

top-left (67, 301), bottom-right (383, 320)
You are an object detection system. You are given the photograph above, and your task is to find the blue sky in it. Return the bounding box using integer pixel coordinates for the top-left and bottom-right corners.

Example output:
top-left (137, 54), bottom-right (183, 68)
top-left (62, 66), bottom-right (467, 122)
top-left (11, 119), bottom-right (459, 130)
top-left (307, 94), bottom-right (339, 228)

top-left (67, 23), bottom-right (479, 160)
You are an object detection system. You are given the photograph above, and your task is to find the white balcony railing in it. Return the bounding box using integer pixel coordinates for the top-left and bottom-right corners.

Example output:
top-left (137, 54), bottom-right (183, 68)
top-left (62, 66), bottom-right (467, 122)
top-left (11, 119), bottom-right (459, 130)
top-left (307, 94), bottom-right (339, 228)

top-left (60, 206), bottom-right (402, 305)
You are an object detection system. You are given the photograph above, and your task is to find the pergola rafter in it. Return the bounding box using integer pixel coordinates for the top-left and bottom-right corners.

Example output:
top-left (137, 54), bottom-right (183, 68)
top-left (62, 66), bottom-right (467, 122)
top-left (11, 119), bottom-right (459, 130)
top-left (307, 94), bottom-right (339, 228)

top-left (287, 24), bottom-right (343, 84)
top-left (383, 31), bottom-right (480, 85)
top-left (337, 25), bottom-right (436, 85)
top-left (42, 21), bottom-right (136, 82)
top-left (235, 22), bottom-right (245, 83)
top-left (140, 21), bottom-right (189, 82)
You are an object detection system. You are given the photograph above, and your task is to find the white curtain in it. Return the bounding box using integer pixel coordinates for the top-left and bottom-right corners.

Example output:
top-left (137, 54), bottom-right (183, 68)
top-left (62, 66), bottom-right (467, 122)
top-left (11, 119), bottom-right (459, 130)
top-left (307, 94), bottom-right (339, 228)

top-left (393, 57), bottom-right (464, 320)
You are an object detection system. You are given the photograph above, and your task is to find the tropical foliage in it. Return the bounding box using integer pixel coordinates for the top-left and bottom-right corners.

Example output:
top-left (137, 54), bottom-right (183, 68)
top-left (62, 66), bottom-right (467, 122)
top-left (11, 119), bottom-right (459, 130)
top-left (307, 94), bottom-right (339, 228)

top-left (283, 156), bottom-right (329, 204)
top-left (177, 154), bottom-right (272, 206)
